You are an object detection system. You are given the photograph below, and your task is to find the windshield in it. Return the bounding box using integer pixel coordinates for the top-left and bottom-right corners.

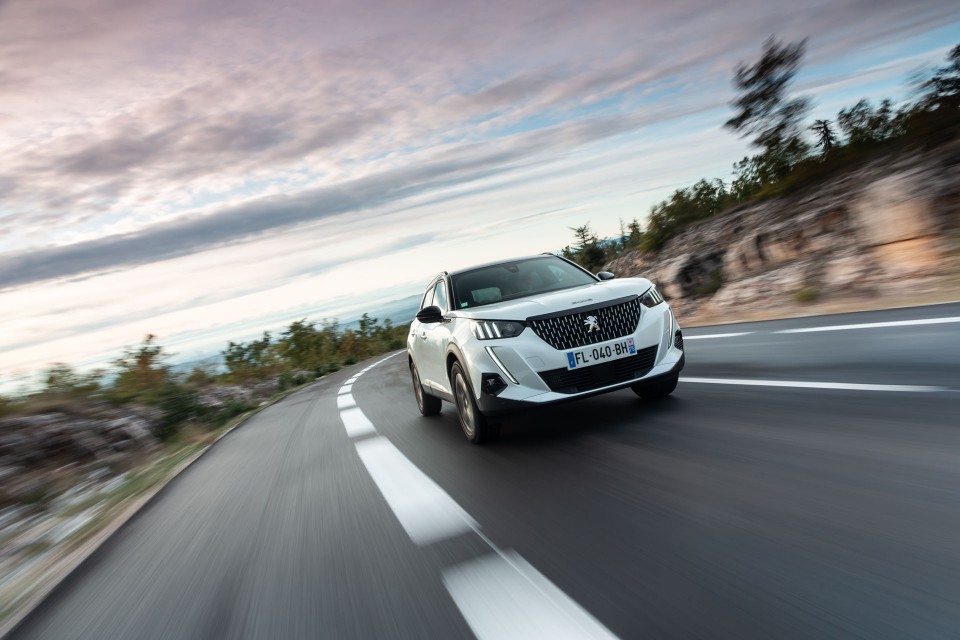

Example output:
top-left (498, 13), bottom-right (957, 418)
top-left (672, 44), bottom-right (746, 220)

top-left (451, 256), bottom-right (596, 309)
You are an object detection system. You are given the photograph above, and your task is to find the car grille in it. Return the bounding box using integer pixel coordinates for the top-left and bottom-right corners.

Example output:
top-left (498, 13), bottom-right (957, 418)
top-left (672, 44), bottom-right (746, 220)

top-left (537, 345), bottom-right (658, 394)
top-left (674, 331), bottom-right (683, 351)
top-left (527, 296), bottom-right (642, 350)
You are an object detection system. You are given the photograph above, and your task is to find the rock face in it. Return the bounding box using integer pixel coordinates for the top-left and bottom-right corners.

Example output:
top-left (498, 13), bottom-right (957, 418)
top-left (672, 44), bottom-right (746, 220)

top-left (0, 377), bottom-right (285, 511)
top-left (0, 404), bottom-right (166, 602)
top-left (196, 385), bottom-right (255, 410)
top-left (0, 377), bottom-right (287, 598)
top-left (605, 147), bottom-right (960, 323)
top-left (0, 404), bottom-right (160, 508)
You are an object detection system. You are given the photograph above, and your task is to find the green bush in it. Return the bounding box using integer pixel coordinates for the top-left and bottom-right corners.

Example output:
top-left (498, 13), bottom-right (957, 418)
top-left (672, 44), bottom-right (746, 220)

top-left (694, 270), bottom-right (723, 296)
top-left (157, 385), bottom-right (200, 441)
top-left (794, 286), bottom-right (818, 303)
top-left (217, 399), bottom-right (250, 423)
top-left (0, 395), bottom-right (22, 418)
top-left (277, 372), bottom-right (295, 392)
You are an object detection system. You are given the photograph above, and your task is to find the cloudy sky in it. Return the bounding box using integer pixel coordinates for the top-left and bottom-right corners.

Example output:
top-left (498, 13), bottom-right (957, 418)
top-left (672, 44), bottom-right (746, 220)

top-left (1, 0), bottom-right (958, 386)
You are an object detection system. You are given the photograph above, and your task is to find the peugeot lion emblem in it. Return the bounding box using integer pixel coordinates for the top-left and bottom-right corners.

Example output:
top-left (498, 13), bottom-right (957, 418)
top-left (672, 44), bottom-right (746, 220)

top-left (584, 315), bottom-right (600, 333)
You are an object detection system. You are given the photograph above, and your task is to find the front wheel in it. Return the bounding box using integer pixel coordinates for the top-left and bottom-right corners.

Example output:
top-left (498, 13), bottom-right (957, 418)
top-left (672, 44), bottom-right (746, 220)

top-left (450, 362), bottom-right (500, 444)
top-left (411, 360), bottom-right (441, 416)
top-left (631, 373), bottom-right (678, 399)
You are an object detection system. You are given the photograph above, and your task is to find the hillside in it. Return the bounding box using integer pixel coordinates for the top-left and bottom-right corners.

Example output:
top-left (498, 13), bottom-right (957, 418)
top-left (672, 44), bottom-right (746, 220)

top-left (605, 142), bottom-right (960, 325)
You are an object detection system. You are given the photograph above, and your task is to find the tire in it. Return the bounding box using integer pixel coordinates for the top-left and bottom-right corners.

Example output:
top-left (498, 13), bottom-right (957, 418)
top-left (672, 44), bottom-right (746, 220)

top-left (450, 362), bottom-right (500, 444)
top-left (631, 373), bottom-right (678, 399)
top-left (410, 360), bottom-right (441, 416)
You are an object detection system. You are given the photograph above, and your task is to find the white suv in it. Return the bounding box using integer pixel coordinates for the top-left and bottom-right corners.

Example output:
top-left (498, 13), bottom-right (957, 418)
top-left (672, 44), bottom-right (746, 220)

top-left (407, 254), bottom-right (685, 443)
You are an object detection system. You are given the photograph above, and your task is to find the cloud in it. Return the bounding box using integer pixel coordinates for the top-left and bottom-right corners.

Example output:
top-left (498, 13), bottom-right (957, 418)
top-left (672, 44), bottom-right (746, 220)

top-left (52, 107), bottom-right (386, 180)
top-left (0, 99), bottom-right (721, 290)
top-left (0, 230), bottom-right (438, 359)
top-left (2, 2), bottom-right (953, 226)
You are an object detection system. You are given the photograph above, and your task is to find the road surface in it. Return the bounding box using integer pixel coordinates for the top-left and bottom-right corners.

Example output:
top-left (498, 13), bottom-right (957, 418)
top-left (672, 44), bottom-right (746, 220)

top-left (9, 303), bottom-right (960, 639)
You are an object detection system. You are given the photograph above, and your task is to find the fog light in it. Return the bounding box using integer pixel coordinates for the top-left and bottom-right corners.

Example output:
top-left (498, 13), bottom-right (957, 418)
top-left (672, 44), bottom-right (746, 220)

top-left (481, 373), bottom-right (508, 396)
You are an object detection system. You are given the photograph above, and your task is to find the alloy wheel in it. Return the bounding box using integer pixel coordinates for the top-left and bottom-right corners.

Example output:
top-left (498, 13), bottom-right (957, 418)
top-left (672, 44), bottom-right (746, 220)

top-left (411, 365), bottom-right (424, 412)
top-left (454, 371), bottom-right (475, 439)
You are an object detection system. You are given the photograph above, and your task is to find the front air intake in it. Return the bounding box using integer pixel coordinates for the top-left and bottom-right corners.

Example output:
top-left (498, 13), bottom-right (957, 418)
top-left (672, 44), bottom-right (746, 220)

top-left (537, 345), bottom-right (658, 394)
top-left (527, 296), bottom-right (641, 350)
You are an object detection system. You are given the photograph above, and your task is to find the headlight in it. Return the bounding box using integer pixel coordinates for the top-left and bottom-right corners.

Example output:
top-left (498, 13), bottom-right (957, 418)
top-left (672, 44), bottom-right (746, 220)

top-left (472, 320), bottom-right (525, 340)
top-left (640, 286), bottom-right (664, 307)
top-left (663, 307), bottom-right (675, 340)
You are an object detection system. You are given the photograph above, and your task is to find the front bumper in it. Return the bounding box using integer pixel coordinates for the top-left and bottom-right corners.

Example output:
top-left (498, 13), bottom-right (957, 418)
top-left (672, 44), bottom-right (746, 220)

top-left (476, 352), bottom-right (684, 415)
top-left (465, 302), bottom-right (685, 416)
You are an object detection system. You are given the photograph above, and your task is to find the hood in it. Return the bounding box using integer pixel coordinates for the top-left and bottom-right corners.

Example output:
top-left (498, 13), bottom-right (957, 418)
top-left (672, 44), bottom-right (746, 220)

top-left (452, 277), bottom-right (653, 320)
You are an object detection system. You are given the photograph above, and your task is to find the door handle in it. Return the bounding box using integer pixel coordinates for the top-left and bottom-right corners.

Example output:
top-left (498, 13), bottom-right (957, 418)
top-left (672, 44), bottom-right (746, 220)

top-left (419, 331), bottom-right (427, 340)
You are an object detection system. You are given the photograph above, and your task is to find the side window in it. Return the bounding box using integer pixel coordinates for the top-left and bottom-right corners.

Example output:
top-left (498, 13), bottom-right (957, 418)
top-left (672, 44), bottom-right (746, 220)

top-left (433, 281), bottom-right (448, 312)
top-left (420, 287), bottom-right (434, 310)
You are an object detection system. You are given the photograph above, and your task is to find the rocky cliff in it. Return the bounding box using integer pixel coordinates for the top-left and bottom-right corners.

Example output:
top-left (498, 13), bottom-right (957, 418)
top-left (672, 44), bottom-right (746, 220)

top-left (606, 146), bottom-right (960, 324)
top-left (0, 377), bottom-right (290, 505)
top-left (0, 378), bottom-right (289, 603)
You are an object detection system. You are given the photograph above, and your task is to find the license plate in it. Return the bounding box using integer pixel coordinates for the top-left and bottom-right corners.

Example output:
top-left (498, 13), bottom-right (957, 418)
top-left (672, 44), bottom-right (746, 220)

top-left (566, 338), bottom-right (636, 369)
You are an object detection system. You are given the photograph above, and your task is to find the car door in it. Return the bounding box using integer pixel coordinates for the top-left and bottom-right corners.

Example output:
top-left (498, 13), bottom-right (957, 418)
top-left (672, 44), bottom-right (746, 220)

top-left (411, 283), bottom-right (434, 371)
top-left (418, 280), bottom-right (453, 394)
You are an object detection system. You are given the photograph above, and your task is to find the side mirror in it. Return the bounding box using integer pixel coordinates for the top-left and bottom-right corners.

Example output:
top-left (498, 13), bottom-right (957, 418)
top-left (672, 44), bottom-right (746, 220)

top-left (597, 271), bottom-right (616, 281)
top-left (415, 305), bottom-right (444, 324)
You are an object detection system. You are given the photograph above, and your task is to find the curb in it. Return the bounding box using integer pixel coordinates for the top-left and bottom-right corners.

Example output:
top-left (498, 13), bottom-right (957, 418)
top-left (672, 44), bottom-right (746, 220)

top-left (0, 379), bottom-right (323, 640)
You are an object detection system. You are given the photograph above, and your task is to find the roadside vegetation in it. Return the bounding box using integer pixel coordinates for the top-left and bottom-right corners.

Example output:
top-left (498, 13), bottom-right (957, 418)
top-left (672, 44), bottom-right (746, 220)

top-left (562, 39), bottom-right (960, 271)
top-left (0, 314), bottom-right (410, 627)
top-left (1, 314), bottom-right (408, 440)
top-left (1, 315), bottom-right (407, 523)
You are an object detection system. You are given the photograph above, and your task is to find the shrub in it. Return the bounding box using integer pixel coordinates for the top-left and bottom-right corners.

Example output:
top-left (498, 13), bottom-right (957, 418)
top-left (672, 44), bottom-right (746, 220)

top-left (694, 270), bottom-right (724, 296)
top-left (157, 385), bottom-right (200, 441)
top-left (277, 371), bottom-right (295, 392)
top-left (794, 286), bottom-right (819, 303)
top-left (217, 399), bottom-right (250, 423)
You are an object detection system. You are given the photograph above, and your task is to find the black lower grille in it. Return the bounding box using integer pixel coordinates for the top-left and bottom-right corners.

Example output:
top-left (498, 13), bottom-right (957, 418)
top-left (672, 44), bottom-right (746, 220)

top-left (538, 345), bottom-right (658, 394)
top-left (674, 331), bottom-right (683, 351)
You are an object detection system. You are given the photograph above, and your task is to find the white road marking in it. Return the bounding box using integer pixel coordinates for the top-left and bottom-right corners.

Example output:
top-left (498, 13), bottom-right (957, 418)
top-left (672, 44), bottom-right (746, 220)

top-left (339, 406), bottom-right (377, 437)
top-left (680, 377), bottom-right (944, 392)
top-left (336, 394), bottom-right (357, 410)
top-left (683, 332), bottom-right (753, 340)
top-left (354, 436), bottom-right (477, 545)
top-left (776, 316), bottom-right (960, 333)
top-left (340, 350), bottom-right (620, 639)
top-left (443, 551), bottom-right (617, 640)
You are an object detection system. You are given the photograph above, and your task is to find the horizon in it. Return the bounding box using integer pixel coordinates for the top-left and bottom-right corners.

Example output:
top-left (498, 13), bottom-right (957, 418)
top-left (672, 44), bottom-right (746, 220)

top-left (1, 288), bottom-right (426, 393)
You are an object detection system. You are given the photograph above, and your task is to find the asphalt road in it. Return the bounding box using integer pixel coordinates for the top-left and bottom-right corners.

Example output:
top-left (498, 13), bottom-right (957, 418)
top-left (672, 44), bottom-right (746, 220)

top-left (9, 303), bottom-right (960, 639)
